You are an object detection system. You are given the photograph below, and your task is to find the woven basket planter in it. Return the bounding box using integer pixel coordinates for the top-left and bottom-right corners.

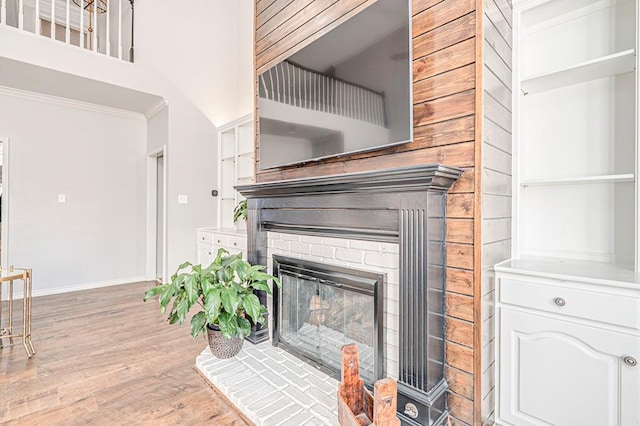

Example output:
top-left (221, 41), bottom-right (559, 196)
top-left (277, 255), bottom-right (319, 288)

top-left (206, 324), bottom-right (244, 359)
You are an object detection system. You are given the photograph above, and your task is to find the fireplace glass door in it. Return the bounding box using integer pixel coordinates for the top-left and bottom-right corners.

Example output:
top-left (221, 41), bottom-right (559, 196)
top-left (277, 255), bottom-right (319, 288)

top-left (273, 256), bottom-right (383, 385)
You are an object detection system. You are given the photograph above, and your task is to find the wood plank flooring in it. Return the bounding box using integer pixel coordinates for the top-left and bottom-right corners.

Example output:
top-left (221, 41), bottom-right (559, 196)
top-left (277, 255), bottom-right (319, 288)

top-left (0, 282), bottom-right (248, 425)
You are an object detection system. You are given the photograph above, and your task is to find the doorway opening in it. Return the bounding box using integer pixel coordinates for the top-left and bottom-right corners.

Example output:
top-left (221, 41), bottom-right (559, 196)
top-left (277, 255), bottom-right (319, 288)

top-left (0, 137), bottom-right (9, 269)
top-left (146, 147), bottom-right (166, 283)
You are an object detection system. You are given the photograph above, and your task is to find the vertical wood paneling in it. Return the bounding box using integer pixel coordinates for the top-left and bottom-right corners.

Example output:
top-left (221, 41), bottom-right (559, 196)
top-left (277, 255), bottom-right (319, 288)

top-left (480, 0), bottom-right (512, 423)
top-left (254, 0), bottom-right (482, 423)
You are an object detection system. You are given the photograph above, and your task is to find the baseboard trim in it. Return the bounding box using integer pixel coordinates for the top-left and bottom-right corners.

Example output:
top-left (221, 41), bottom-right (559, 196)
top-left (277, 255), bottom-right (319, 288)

top-left (6, 276), bottom-right (148, 298)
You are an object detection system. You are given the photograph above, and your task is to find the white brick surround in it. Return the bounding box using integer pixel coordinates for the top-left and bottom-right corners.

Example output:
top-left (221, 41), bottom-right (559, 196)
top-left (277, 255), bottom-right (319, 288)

top-left (267, 232), bottom-right (400, 379)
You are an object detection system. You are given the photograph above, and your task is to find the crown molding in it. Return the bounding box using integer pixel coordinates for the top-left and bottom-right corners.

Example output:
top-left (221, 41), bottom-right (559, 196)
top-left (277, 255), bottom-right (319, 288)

top-left (0, 85), bottom-right (147, 120)
top-left (145, 98), bottom-right (168, 119)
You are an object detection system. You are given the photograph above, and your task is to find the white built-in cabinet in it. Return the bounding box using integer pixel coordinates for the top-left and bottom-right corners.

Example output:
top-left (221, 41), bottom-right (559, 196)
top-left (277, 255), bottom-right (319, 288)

top-left (195, 115), bottom-right (253, 266)
top-left (497, 0), bottom-right (640, 424)
top-left (495, 261), bottom-right (640, 426)
top-left (196, 228), bottom-right (248, 266)
top-left (514, 0), bottom-right (638, 267)
top-left (216, 113), bottom-right (255, 230)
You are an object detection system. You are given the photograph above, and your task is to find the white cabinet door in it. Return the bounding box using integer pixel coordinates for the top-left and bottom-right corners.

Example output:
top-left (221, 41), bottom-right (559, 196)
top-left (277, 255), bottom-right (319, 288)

top-left (498, 309), bottom-right (639, 426)
top-left (197, 243), bottom-right (213, 266)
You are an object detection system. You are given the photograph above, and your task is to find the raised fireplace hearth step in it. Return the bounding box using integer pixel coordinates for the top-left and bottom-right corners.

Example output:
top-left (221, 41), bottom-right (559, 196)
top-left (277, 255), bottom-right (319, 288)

top-left (195, 342), bottom-right (340, 426)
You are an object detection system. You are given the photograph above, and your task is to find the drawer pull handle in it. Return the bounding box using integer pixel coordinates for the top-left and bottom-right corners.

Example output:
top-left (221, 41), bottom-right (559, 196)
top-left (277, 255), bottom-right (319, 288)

top-left (217, 240), bottom-right (221, 243)
top-left (554, 297), bottom-right (566, 307)
top-left (233, 242), bottom-right (237, 246)
top-left (624, 356), bottom-right (637, 367)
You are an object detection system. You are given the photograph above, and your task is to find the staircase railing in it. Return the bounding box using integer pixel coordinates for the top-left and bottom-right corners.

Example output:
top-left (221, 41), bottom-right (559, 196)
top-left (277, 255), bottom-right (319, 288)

top-left (0, 0), bottom-right (134, 62)
top-left (259, 60), bottom-right (387, 127)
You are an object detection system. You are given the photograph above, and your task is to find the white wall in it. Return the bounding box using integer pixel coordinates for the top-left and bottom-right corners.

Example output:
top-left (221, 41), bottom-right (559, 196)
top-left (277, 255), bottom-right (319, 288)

top-left (0, 0), bottom-right (256, 290)
top-left (0, 93), bottom-right (146, 294)
top-left (133, 0), bottom-right (254, 272)
top-left (236, 0), bottom-right (255, 117)
top-left (135, 0), bottom-right (243, 126)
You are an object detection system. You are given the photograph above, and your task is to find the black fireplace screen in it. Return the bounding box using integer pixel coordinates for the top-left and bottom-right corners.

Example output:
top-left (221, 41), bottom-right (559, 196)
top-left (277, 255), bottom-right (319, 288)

top-left (272, 256), bottom-right (384, 385)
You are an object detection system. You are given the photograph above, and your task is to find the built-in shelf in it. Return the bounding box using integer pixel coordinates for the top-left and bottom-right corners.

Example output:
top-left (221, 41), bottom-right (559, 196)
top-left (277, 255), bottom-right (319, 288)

top-left (217, 114), bottom-right (254, 230)
top-left (521, 49), bottom-right (635, 94)
top-left (522, 0), bottom-right (628, 28)
top-left (521, 173), bottom-right (635, 187)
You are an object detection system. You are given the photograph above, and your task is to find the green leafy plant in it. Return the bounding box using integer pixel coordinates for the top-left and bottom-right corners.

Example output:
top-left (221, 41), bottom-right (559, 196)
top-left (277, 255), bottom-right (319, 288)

top-left (233, 199), bottom-right (248, 224)
top-left (144, 248), bottom-right (280, 340)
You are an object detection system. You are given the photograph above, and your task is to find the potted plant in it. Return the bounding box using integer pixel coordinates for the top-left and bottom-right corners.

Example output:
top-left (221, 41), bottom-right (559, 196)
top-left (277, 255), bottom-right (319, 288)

top-left (233, 199), bottom-right (248, 225)
top-left (143, 248), bottom-right (280, 358)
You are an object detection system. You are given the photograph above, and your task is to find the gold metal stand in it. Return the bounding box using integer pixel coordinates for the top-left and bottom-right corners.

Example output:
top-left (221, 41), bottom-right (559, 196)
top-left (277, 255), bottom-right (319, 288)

top-left (0, 267), bottom-right (35, 357)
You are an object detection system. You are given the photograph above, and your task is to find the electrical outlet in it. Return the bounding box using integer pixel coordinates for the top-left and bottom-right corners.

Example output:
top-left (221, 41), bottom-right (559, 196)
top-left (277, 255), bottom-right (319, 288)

top-left (58, 194), bottom-right (66, 203)
top-left (178, 195), bottom-right (188, 204)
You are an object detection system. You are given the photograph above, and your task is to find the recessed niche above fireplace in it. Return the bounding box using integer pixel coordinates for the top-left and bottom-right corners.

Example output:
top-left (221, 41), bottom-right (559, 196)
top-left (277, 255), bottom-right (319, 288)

top-left (272, 256), bottom-right (384, 386)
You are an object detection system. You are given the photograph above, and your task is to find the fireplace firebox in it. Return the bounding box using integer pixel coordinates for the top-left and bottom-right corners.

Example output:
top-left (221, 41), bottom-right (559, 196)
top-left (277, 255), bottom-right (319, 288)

top-left (272, 256), bottom-right (384, 385)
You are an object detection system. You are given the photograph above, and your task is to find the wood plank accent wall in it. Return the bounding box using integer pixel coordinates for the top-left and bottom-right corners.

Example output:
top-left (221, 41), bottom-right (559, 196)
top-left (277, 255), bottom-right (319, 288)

top-left (480, 0), bottom-right (512, 424)
top-left (254, 1), bottom-right (482, 424)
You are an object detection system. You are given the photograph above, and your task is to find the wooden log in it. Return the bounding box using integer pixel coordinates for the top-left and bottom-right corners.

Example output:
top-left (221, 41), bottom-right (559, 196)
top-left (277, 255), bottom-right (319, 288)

top-left (339, 344), bottom-right (364, 418)
top-left (372, 378), bottom-right (400, 426)
top-left (337, 344), bottom-right (400, 426)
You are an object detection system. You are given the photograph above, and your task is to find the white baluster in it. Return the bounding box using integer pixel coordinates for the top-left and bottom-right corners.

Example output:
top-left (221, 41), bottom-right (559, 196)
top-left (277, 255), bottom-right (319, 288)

top-left (92, 0), bottom-right (97, 51)
top-left (106, 0), bottom-right (110, 56)
top-left (35, 0), bottom-right (40, 35)
top-left (338, 82), bottom-right (342, 116)
top-left (285, 62), bottom-right (290, 105)
top-left (296, 66), bottom-right (300, 107)
top-left (329, 76), bottom-right (332, 113)
top-left (79, 0), bottom-right (84, 48)
top-left (50, 0), bottom-right (55, 38)
top-left (370, 93), bottom-right (374, 124)
top-left (18, 0), bottom-right (23, 29)
top-left (282, 64), bottom-right (287, 104)
top-left (275, 64), bottom-right (280, 103)
top-left (323, 76), bottom-right (326, 112)
top-left (117, 0), bottom-right (122, 59)
top-left (304, 69), bottom-right (308, 109)
top-left (260, 74), bottom-right (269, 99)
top-left (65, 0), bottom-right (70, 43)
top-left (268, 69), bottom-right (274, 101)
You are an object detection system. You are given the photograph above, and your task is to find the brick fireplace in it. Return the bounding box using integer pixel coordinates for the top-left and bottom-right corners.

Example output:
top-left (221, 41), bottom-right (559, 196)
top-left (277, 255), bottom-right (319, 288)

top-left (237, 164), bottom-right (462, 426)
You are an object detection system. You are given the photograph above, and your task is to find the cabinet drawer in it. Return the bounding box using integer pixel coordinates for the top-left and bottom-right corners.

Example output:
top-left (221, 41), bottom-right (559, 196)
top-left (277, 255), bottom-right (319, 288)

top-left (227, 235), bottom-right (247, 251)
top-left (211, 234), bottom-right (228, 247)
top-left (197, 231), bottom-right (214, 245)
top-left (500, 277), bottom-right (640, 330)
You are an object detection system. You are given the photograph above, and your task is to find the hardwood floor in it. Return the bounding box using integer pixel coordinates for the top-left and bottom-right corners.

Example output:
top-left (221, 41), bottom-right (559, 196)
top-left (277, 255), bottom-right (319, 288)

top-left (0, 282), bottom-right (248, 425)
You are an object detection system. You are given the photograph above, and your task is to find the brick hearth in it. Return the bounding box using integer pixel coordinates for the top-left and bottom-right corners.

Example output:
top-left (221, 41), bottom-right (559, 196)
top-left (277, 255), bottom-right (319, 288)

top-left (195, 342), bottom-right (340, 426)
